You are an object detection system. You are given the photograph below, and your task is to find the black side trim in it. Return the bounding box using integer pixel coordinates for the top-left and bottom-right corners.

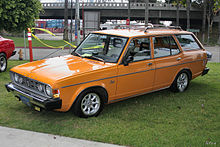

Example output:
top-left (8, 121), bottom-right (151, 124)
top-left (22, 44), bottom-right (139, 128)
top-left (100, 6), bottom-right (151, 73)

top-left (11, 51), bottom-right (16, 57)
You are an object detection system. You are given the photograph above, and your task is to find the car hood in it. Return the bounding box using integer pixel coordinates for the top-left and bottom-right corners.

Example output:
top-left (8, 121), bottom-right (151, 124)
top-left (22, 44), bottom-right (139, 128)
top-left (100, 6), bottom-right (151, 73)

top-left (11, 55), bottom-right (115, 84)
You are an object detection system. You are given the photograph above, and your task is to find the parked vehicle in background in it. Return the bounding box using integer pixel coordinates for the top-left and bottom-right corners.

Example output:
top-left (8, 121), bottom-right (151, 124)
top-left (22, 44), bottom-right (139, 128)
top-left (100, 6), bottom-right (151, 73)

top-left (5, 25), bottom-right (209, 118)
top-left (0, 36), bottom-right (16, 72)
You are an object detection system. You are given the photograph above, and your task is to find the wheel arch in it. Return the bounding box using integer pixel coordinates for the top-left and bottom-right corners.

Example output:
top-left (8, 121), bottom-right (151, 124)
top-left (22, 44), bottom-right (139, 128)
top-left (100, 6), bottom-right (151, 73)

top-left (174, 68), bottom-right (192, 83)
top-left (72, 85), bottom-right (109, 106)
top-left (0, 52), bottom-right (7, 57)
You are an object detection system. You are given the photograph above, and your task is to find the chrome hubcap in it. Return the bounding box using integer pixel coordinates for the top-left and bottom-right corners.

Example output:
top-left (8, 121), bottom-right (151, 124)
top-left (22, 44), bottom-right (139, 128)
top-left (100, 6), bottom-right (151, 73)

top-left (177, 73), bottom-right (188, 92)
top-left (0, 56), bottom-right (6, 71)
top-left (81, 93), bottom-right (100, 116)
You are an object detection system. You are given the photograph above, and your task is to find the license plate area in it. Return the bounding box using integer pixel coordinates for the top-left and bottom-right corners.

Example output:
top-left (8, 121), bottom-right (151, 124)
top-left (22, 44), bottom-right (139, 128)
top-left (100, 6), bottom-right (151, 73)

top-left (19, 95), bottom-right (31, 107)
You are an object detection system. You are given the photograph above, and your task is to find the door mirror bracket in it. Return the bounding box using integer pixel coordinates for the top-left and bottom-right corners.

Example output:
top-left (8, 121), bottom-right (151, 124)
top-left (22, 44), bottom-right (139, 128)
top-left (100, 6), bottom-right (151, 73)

top-left (123, 56), bottom-right (134, 66)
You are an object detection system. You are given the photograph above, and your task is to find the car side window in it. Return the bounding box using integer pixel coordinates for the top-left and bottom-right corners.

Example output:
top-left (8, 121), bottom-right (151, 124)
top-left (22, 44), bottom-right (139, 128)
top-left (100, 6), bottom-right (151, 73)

top-left (153, 36), bottom-right (180, 58)
top-left (175, 34), bottom-right (202, 50)
top-left (126, 37), bottom-right (151, 62)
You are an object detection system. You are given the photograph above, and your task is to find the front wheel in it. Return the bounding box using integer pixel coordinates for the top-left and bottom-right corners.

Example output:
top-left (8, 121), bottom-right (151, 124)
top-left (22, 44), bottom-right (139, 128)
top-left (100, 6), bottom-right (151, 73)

top-left (171, 71), bottom-right (190, 92)
top-left (0, 53), bottom-right (7, 72)
top-left (73, 89), bottom-right (104, 118)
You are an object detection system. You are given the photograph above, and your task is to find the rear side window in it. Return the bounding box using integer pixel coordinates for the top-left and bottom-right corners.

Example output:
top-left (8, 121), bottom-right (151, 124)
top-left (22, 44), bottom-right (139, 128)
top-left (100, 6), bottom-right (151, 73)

top-left (175, 34), bottom-right (202, 50)
top-left (153, 36), bottom-right (180, 58)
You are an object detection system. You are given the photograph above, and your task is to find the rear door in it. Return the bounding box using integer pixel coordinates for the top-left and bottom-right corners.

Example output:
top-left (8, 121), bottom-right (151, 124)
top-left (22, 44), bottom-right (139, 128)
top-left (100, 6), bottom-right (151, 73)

top-left (153, 35), bottom-right (183, 90)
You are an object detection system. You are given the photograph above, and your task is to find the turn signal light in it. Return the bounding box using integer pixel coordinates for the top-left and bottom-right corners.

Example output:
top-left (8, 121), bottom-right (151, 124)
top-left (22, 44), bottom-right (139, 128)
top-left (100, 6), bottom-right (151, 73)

top-left (53, 89), bottom-right (60, 98)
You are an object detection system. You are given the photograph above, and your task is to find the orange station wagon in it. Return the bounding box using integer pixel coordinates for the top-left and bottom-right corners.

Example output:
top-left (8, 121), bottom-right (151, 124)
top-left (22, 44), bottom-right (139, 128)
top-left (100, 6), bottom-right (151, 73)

top-left (5, 26), bottom-right (209, 118)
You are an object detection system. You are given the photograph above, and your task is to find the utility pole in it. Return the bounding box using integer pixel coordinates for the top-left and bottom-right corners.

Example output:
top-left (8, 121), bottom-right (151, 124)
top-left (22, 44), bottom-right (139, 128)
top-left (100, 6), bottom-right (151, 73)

top-left (145, 0), bottom-right (149, 27)
top-left (176, 0), bottom-right (179, 26)
top-left (75, 0), bottom-right (80, 46)
top-left (70, 0), bottom-right (73, 44)
top-left (186, 0), bottom-right (190, 30)
top-left (128, 0), bottom-right (130, 26)
top-left (63, 0), bottom-right (68, 41)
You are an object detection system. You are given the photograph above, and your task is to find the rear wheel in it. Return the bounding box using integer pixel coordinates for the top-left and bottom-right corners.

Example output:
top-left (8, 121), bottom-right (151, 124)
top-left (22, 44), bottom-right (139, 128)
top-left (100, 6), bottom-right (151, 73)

top-left (73, 88), bottom-right (104, 118)
top-left (171, 71), bottom-right (190, 92)
top-left (0, 53), bottom-right (7, 72)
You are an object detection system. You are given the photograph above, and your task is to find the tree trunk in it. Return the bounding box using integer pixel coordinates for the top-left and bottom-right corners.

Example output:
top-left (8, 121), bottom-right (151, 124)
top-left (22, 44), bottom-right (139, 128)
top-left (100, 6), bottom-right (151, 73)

top-left (218, 21), bottom-right (220, 45)
top-left (202, 0), bottom-right (207, 43)
top-left (63, 0), bottom-right (68, 41)
top-left (186, 0), bottom-right (190, 30)
top-left (145, 0), bottom-right (149, 27)
top-left (176, 0), bottom-right (179, 26)
top-left (207, 2), bottom-right (211, 44)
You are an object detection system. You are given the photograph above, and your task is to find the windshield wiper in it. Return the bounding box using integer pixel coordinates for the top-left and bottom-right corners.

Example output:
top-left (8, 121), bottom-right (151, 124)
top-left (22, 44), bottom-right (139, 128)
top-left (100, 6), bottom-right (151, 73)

top-left (72, 51), bottom-right (82, 58)
top-left (83, 55), bottom-right (105, 63)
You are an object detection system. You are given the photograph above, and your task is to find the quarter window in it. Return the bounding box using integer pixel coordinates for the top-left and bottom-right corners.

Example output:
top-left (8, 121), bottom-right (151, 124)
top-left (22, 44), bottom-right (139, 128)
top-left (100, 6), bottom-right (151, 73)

top-left (175, 34), bottom-right (202, 50)
top-left (153, 36), bottom-right (180, 58)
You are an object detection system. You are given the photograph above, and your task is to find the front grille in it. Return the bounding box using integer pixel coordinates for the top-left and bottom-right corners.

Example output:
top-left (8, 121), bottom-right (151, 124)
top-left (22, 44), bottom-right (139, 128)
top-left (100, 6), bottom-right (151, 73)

top-left (10, 71), bottom-right (51, 99)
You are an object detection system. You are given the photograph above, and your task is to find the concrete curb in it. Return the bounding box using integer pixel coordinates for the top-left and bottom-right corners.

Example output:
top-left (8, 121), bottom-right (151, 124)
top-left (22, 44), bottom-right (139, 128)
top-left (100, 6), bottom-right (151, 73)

top-left (0, 126), bottom-right (125, 147)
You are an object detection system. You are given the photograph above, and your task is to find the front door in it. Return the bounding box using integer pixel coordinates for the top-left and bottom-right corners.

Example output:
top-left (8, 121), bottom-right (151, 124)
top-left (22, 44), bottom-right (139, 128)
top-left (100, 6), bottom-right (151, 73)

top-left (113, 37), bottom-right (155, 101)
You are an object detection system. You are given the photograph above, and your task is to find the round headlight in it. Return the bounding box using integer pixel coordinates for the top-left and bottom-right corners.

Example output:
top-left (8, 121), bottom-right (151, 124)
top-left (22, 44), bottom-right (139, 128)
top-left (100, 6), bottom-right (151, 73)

top-left (45, 85), bottom-right (52, 96)
top-left (14, 73), bottom-right (19, 82)
top-left (37, 84), bottom-right (43, 92)
top-left (19, 77), bottom-right (23, 84)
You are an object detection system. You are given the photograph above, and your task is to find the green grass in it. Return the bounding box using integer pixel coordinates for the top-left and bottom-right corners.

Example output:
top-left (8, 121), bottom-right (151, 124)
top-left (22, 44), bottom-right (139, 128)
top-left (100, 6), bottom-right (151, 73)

top-left (4, 36), bottom-right (68, 48)
top-left (0, 61), bottom-right (220, 146)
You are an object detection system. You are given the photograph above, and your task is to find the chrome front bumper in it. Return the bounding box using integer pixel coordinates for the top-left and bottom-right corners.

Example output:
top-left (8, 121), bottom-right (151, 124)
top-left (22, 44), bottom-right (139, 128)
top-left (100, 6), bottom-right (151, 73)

top-left (5, 83), bottom-right (62, 110)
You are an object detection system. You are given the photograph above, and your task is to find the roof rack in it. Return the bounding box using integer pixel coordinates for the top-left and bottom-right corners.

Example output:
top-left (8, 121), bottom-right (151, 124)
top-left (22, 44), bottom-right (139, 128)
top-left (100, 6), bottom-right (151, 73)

top-left (144, 24), bottom-right (182, 32)
top-left (114, 24), bottom-right (147, 30)
top-left (113, 24), bottom-right (182, 32)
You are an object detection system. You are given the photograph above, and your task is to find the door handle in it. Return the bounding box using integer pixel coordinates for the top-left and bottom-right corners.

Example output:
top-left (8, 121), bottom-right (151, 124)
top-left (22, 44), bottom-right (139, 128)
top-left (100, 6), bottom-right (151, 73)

top-left (177, 57), bottom-right (182, 61)
top-left (147, 62), bottom-right (152, 66)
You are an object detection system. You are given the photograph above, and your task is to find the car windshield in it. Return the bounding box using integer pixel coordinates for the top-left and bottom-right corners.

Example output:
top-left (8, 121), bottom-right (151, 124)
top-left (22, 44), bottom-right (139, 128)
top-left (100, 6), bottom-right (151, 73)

top-left (73, 33), bottom-right (128, 63)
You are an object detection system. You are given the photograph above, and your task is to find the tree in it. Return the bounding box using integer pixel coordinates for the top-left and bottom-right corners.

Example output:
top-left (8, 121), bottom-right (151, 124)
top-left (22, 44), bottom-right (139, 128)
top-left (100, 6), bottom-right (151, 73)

top-left (206, 0), bottom-right (220, 43)
top-left (63, 0), bottom-right (68, 41)
top-left (0, 0), bottom-right (42, 33)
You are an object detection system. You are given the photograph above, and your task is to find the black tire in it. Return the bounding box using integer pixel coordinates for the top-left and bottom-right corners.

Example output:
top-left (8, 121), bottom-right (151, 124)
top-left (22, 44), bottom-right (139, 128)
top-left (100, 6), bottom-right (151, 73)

top-left (0, 53), bottom-right (7, 72)
top-left (170, 70), bottom-right (190, 92)
top-left (73, 88), bottom-right (104, 118)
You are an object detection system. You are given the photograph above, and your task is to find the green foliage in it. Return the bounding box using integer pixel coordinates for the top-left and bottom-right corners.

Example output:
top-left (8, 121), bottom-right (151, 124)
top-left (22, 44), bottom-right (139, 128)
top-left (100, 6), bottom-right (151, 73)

top-left (0, 0), bottom-right (42, 33)
top-left (213, 0), bottom-right (220, 13)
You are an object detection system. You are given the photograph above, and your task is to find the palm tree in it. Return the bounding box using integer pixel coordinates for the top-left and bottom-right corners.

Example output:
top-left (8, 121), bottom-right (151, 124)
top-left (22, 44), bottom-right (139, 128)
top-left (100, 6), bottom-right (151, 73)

top-left (63, 0), bottom-right (68, 41)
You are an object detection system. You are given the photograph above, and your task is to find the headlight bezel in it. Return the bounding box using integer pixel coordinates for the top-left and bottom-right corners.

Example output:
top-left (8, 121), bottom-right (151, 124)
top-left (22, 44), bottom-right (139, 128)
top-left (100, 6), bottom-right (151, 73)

top-left (45, 85), bottom-right (52, 97)
top-left (14, 73), bottom-right (19, 82)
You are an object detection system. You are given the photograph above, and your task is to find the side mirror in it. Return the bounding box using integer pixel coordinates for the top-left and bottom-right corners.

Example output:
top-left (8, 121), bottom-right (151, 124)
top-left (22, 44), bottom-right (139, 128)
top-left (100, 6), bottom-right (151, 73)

top-left (123, 56), bottom-right (133, 66)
